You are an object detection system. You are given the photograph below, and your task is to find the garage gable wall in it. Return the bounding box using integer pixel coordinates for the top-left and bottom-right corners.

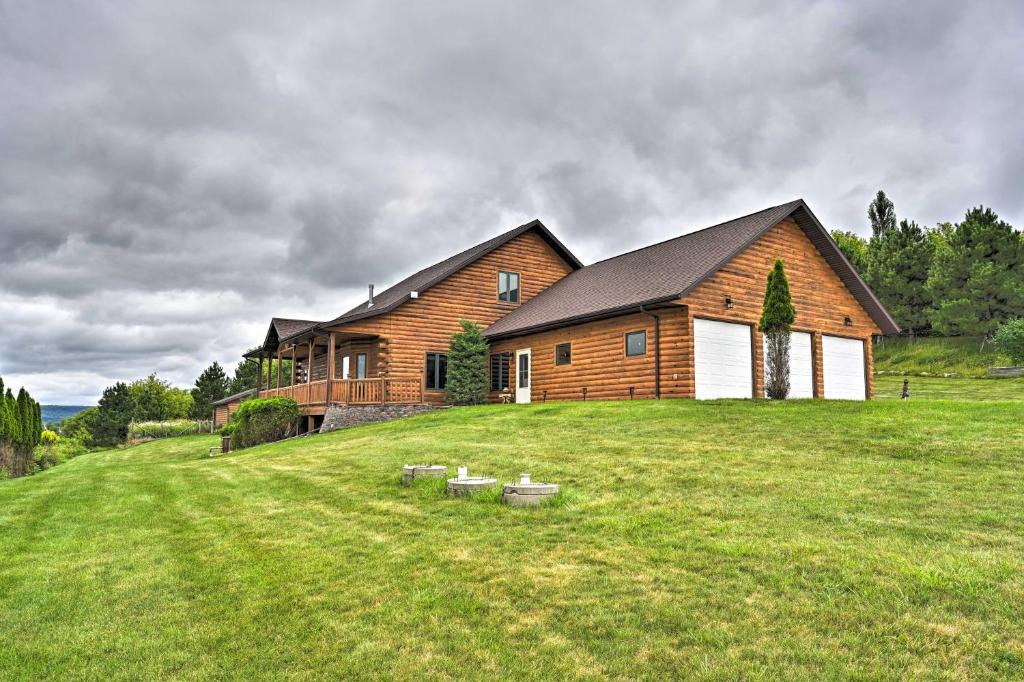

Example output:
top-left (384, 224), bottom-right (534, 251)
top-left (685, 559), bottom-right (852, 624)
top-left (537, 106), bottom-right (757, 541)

top-left (679, 217), bottom-right (878, 398)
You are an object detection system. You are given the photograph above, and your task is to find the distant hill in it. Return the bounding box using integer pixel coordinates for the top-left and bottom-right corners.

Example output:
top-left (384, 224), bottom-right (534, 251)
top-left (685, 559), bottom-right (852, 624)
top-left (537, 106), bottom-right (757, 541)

top-left (42, 405), bottom-right (92, 426)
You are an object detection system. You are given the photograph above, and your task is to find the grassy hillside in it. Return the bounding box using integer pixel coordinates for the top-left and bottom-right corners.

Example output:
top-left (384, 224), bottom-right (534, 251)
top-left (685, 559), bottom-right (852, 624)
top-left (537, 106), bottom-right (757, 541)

top-left (874, 335), bottom-right (1010, 378)
top-left (2, 400), bottom-right (1023, 679)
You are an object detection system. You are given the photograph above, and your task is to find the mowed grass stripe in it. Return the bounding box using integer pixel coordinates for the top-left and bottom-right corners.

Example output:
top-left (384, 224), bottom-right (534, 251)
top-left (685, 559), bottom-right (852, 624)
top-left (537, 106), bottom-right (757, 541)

top-left (1, 399), bottom-right (1023, 679)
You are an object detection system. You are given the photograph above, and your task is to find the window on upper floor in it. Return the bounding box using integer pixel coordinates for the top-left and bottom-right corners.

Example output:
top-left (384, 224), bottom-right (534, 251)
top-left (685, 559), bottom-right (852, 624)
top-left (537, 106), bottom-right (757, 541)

top-left (498, 271), bottom-right (520, 304)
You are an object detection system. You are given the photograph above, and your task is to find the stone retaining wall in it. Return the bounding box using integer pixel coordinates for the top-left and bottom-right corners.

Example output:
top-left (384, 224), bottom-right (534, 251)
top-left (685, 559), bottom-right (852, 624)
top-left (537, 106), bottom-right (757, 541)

top-left (987, 367), bottom-right (1024, 378)
top-left (319, 404), bottom-right (435, 433)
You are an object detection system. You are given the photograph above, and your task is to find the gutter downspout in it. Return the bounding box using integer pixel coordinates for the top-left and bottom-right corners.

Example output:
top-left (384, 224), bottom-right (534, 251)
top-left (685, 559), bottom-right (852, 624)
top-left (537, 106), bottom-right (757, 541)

top-left (639, 304), bottom-right (661, 399)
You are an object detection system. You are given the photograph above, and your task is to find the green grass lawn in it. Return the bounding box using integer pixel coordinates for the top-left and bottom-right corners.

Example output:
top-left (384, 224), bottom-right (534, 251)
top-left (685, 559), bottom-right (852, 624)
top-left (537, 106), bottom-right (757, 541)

top-left (2, 400), bottom-right (1024, 679)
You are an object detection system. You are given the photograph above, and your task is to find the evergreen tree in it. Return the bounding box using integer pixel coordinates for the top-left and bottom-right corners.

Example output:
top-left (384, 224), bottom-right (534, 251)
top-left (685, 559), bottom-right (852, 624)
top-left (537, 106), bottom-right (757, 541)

top-left (445, 320), bottom-right (489, 406)
top-left (927, 207), bottom-right (1024, 337)
top-left (33, 402), bottom-right (43, 449)
top-left (831, 230), bottom-right (870, 275)
top-left (227, 354), bottom-right (290, 394)
top-left (228, 357), bottom-right (259, 395)
top-left (16, 389), bottom-right (32, 451)
top-left (92, 382), bottom-right (136, 446)
top-left (5, 389), bottom-right (20, 448)
top-left (759, 260), bottom-right (796, 400)
top-left (0, 378), bottom-right (7, 445)
top-left (190, 362), bottom-right (230, 419)
top-left (868, 190), bottom-right (897, 239)
top-left (866, 219), bottom-right (934, 335)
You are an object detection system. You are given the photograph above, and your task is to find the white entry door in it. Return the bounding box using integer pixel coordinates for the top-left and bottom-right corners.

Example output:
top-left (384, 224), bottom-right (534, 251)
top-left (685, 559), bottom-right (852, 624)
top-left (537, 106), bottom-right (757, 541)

top-left (762, 331), bottom-right (814, 398)
top-left (694, 318), bottom-right (753, 399)
top-left (822, 335), bottom-right (866, 400)
top-left (515, 349), bottom-right (531, 404)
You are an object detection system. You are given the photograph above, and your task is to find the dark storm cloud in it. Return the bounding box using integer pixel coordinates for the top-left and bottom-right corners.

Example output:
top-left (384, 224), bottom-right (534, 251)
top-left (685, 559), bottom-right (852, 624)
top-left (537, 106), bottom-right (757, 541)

top-left (1, 0), bottom-right (1022, 402)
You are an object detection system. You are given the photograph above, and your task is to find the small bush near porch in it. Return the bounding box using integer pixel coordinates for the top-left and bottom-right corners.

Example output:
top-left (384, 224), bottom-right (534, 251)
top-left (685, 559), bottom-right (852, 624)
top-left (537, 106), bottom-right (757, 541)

top-left (229, 397), bottom-right (300, 449)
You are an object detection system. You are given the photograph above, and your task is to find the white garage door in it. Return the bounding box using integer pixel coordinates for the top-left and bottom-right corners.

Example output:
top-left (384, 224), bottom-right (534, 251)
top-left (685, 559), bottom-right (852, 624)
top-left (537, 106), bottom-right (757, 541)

top-left (694, 318), bottom-right (753, 399)
top-left (822, 335), bottom-right (866, 400)
top-left (762, 331), bottom-right (814, 399)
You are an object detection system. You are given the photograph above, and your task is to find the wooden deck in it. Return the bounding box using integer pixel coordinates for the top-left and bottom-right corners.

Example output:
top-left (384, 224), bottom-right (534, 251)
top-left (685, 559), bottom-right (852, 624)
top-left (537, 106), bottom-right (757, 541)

top-left (260, 377), bottom-right (424, 407)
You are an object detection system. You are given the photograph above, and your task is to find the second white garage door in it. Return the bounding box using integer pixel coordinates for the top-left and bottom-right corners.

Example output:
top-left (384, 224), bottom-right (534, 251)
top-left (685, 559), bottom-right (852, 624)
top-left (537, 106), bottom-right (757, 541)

top-left (762, 331), bottom-right (814, 398)
top-left (694, 318), bottom-right (753, 399)
top-left (822, 335), bottom-right (866, 400)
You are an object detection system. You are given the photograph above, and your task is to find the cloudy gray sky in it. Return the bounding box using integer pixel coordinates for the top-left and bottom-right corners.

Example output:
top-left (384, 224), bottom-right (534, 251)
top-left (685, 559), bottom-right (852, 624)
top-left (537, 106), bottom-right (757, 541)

top-left (2, 1), bottom-right (1022, 404)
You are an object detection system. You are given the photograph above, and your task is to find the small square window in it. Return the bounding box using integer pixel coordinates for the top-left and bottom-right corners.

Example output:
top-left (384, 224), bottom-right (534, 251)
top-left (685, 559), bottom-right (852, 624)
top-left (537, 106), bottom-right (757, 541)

top-left (498, 271), bottom-right (520, 303)
top-left (555, 343), bottom-right (571, 366)
top-left (625, 331), bottom-right (646, 357)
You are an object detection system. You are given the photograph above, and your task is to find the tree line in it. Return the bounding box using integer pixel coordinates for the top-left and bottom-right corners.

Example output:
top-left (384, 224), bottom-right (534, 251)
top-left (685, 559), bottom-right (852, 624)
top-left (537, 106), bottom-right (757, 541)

top-left (0, 377), bottom-right (43, 478)
top-left (831, 191), bottom-right (1024, 339)
top-left (62, 354), bottom-right (288, 448)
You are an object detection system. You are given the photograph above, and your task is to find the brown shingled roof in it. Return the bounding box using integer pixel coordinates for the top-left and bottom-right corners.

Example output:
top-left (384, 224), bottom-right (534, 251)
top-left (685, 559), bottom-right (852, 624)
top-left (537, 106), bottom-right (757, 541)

top-left (212, 388), bottom-right (255, 406)
top-left (484, 200), bottom-right (899, 339)
top-left (319, 219), bottom-right (582, 328)
top-left (245, 317), bottom-right (322, 356)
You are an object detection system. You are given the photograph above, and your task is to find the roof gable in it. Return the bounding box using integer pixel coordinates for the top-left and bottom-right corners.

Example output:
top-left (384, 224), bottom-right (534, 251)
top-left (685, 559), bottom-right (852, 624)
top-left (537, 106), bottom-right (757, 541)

top-left (484, 200), bottom-right (899, 338)
top-left (245, 317), bottom-right (321, 356)
top-left (320, 219), bottom-right (582, 328)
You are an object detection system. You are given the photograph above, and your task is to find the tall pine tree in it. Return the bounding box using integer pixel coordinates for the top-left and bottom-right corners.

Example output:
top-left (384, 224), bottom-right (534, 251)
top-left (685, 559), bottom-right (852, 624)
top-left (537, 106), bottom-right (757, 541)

top-left (867, 219), bottom-right (934, 336)
top-left (927, 207), bottom-right (1024, 337)
top-left (93, 382), bottom-right (136, 447)
top-left (190, 362), bottom-right (230, 419)
top-left (868, 190), bottom-right (896, 239)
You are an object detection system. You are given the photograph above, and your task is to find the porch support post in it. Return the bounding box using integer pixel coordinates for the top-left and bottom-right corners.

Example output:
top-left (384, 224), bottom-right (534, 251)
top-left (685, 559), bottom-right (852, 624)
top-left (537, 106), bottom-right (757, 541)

top-left (327, 333), bottom-right (336, 404)
top-left (290, 345), bottom-right (297, 386)
top-left (276, 350), bottom-right (282, 389)
top-left (256, 356), bottom-right (263, 397)
top-left (308, 338), bottom-right (314, 385)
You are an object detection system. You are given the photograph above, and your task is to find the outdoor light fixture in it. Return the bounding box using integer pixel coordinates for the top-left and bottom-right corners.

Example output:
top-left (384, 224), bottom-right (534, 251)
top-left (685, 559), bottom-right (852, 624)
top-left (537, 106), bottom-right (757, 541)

top-left (844, 316), bottom-right (853, 326)
top-left (725, 296), bottom-right (734, 309)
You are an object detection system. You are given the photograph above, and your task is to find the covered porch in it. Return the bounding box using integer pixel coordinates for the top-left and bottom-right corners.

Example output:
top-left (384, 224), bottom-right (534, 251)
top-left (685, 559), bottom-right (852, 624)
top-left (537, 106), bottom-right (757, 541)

top-left (247, 330), bottom-right (425, 409)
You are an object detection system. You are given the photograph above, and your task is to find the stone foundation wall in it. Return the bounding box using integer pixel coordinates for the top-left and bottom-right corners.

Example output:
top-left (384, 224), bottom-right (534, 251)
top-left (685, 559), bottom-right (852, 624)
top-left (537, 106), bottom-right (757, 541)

top-left (319, 404), bottom-right (435, 433)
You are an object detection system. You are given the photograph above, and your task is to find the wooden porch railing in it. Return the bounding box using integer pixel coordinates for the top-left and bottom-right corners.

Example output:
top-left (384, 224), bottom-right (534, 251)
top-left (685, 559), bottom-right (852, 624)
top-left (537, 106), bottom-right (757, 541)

top-left (259, 377), bottom-right (423, 406)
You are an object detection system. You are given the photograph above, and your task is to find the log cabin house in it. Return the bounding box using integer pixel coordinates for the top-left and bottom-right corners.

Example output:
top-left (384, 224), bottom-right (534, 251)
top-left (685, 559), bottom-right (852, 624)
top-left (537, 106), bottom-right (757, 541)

top-left (244, 199), bottom-right (898, 430)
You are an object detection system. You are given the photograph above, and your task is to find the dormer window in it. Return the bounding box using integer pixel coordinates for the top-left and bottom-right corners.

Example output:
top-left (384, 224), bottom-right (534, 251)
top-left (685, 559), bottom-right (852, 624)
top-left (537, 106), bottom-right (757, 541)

top-left (498, 271), bottom-right (520, 303)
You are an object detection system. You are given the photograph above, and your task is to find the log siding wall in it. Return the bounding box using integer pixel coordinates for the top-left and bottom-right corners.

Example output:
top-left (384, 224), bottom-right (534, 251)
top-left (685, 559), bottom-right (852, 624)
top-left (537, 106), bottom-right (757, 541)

top-left (320, 230), bottom-right (576, 405)
top-left (490, 218), bottom-right (882, 402)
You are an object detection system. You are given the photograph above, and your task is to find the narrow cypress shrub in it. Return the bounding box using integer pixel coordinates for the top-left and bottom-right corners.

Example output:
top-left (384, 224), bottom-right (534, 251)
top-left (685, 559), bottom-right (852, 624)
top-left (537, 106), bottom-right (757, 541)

top-left (759, 260), bottom-right (797, 400)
